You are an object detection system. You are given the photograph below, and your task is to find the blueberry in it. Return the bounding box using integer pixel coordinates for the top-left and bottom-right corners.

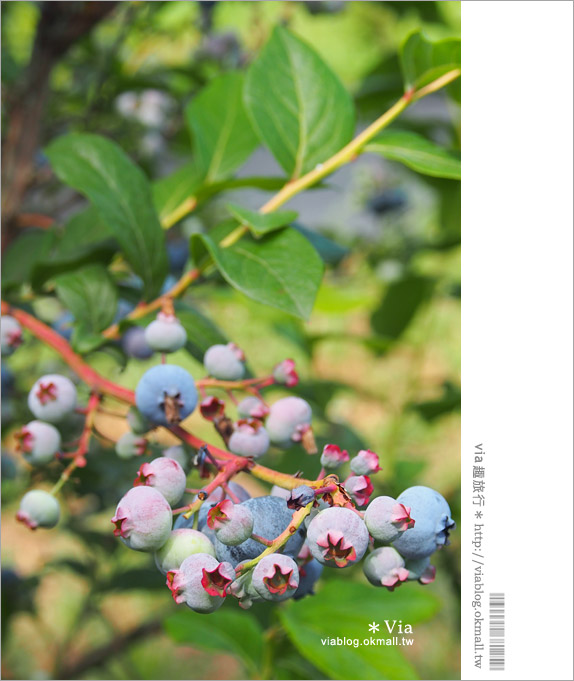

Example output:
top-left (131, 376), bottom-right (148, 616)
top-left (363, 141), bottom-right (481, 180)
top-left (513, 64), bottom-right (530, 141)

top-left (115, 432), bottom-right (147, 459)
top-left (237, 396), bottom-right (269, 419)
top-left (144, 313), bottom-right (187, 353)
top-left (270, 485), bottom-right (291, 501)
top-left (364, 496), bottom-right (414, 544)
top-left (134, 457), bottom-right (186, 506)
top-left (15, 420), bottom-right (61, 465)
top-left (294, 559), bottom-right (323, 600)
top-left (363, 547), bottom-right (409, 590)
top-left (166, 553), bottom-right (235, 613)
top-left (27, 374), bottom-right (77, 423)
top-left (344, 475), bottom-right (374, 507)
top-left (203, 343), bottom-right (245, 380)
top-left (320, 444), bottom-right (349, 469)
top-left (135, 364), bottom-right (198, 427)
top-left (112, 486), bottom-right (172, 552)
top-left (266, 397), bottom-right (312, 446)
top-left (350, 449), bottom-right (381, 476)
top-left (228, 420), bottom-right (270, 458)
top-left (16, 490), bottom-right (60, 530)
top-left (121, 326), bottom-right (154, 359)
top-left (162, 445), bottom-right (189, 471)
top-left (404, 556), bottom-right (436, 584)
top-left (251, 554), bottom-right (299, 602)
top-left (391, 486), bottom-right (456, 560)
top-left (1, 316), bottom-right (23, 356)
top-left (287, 485), bottom-right (315, 510)
top-left (306, 507), bottom-right (369, 568)
top-left (154, 529), bottom-right (215, 575)
top-left (207, 499), bottom-right (254, 546)
top-left (213, 496), bottom-right (306, 567)
top-left (272, 359), bottom-right (299, 387)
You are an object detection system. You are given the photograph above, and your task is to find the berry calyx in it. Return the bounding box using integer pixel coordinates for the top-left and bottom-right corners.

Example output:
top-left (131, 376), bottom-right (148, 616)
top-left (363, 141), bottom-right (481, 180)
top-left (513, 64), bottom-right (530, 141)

top-left (273, 359), bottom-right (299, 387)
top-left (320, 444), bottom-right (349, 469)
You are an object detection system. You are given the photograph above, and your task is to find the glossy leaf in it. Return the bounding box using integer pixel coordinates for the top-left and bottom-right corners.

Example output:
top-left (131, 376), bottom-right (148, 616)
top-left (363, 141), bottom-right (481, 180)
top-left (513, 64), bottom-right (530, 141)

top-left (227, 203), bottom-right (298, 236)
top-left (371, 275), bottom-right (435, 340)
top-left (244, 26), bottom-right (354, 178)
top-left (175, 303), bottom-right (229, 362)
top-left (53, 264), bottom-right (118, 333)
top-left (186, 72), bottom-right (259, 183)
top-left (164, 609), bottom-right (264, 677)
top-left (366, 130), bottom-right (461, 179)
top-left (153, 162), bottom-right (203, 225)
top-left (192, 227), bottom-right (323, 319)
top-left (45, 133), bottom-right (168, 300)
top-left (400, 31), bottom-right (461, 92)
top-left (1, 230), bottom-right (56, 291)
top-left (280, 579), bottom-right (440, 680)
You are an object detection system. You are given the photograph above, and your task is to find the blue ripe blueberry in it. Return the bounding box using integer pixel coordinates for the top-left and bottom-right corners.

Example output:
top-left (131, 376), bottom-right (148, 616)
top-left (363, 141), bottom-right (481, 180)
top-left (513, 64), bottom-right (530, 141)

top-left (126, 406), bottom-right (152, 435)
top-left (15, 420), bottom-right (61, 465)
top-left (228, 419), bottom-right (270, 458)
top-left (162, 445), bottom-right (189, 471)
top-left (16, 490), bottom-right (60, 530)
top-left (116, 432), bottom-right (147, 459)
top-left (306, 507), bottom-right (369, 568)
top-left (237, 396), bottom-right (269, 419)
top-left (166, 553), bottom-right (235, 614)
top-left (266, 397), bottom-right (312, 446)
top-left (135, 364), bottom-right (197, 427)
top-left (206, 499), bottom-right (254, 546)
top-left (251, 554), bottom-right (299, 602)
top-left (1, 315), bottom-right (23, 355)
top-left (364, 496), bottom-right (414, 544)
top-left (112, 486), bottom-right (172, 552)
top-left (134, 457), bottom-right (186, 506)
top-left (203, 343), bottom-right (245, 381)
top-left (144, 312), bottom-right (187, 353)
top-left (404, 556), bottom-right (436, 584)
top-left (214, 496), bottom-right (306, 567)
top-left (363, 546), bottom-right (409, 590)
top-left (121, 326), bottom-right (154, 359)
top-left (28, 374), bottom-right (77, 423)
top-left (392, 486), bottom-right (456, 560)
top-left (294, 559), bottom-right (323, 600)
top-left (154, 529), bottom-right (215, 574)
top-left (270, 485), bottom-right (291, 501)
top-left (287, 485), bottom-right (315, 510)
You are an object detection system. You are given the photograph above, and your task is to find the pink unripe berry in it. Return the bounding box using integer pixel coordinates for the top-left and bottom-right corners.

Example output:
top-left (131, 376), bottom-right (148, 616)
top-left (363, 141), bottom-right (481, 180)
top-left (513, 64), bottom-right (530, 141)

top-left (320, 444), bottom-right (349, 469)
top-left (112, 486), bottom-right (172, 552)
top-left (364, 496), bottom-right (415, 543)
top-left (237, 396), bottom-right (269, 419)
top-left (350, 449), bottom-right (381, 475)
top-left (15, 420), bottom-right (61, 465)
top-left (251, 554), bottom-right (299, 601)
top-left (27, 374), bottom-right (77, 422)
top-left (306, 507), bottom-right (369, 568)
top-left (207, 499), bottom-right (254, 546)
top-left (266, 397), bottom-right (312, 446)
top-left (154, 529), bottom-right (215, 574)
top-left (344, 475), bottom-right (374, 507)
top-left (272, 359), bottom-right (299, 387)
top-left (363, 546), bottom-right (409, 590)
top-left (203, 343), bottom-right (245, 380)
top-left (166, 553), bottom-right (235, 613)
top-left (134, 457), bottom-right (186, 506)
top-left (228, 419), bottom-right (270, 458)
top-left (116, 432), bottom-right (147, 459)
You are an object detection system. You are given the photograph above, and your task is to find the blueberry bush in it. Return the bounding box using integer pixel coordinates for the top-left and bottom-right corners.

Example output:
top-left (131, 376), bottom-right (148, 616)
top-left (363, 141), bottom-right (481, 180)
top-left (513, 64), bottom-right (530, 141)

top-left (1, 3), bottom-right (461, 679)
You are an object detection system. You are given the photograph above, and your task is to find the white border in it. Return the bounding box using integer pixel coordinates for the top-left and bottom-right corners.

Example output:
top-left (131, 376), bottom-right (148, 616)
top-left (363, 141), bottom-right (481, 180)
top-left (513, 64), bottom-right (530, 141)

top-left (462, 2), bottom-right (573, 679)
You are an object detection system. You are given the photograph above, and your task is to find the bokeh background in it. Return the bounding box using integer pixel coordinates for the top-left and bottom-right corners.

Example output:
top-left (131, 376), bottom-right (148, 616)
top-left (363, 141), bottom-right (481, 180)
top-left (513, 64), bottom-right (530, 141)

top-left (1, 2), bottom-right (461, 679)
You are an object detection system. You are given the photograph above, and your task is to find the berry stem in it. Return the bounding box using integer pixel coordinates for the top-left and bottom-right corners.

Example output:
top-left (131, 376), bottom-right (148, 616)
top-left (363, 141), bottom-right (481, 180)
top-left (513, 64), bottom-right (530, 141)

top-left (196, 375), bottom-right (275, 390)
top-left (236, 502), bottom-right (314, 573)
top-left (250, 533), bottom-right (274, 547)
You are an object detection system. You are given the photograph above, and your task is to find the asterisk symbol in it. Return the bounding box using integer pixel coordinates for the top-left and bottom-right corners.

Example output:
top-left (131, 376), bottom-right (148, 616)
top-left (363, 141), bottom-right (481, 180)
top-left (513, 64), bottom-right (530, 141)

top-left (475, 511), bottom-right (483, 518)
top-left (368, 622), bottom-right (380, 633)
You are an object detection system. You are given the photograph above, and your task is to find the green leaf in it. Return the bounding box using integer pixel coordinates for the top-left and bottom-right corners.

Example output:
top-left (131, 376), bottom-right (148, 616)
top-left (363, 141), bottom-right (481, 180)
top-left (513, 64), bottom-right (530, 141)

top-left (192, 227), bottom-right (324, 319)
top-left (227, 203), bottom-right (298, 236)
top-left (371, 275), bottom-right (435, 340)
top-left (366, 130), bottom-right (461, 179)
top-left (186, 72), bottom-right (259, 184)
top-left (153, 162), bottom-right (203, 225)
top-left (53, 264), bottom-right (118, 333)
top-left (280, 579), bottom-right (440, 680)
top-left (400, 31), bottom-right (461, 92)
top-left (164, 609), bottom-right (264, 677)
top-left (1, 229), bottom-right (56, 291)
top-left (45, 133), bottom-right (168, 300)
top-left (244, 25), bottom-right (354, 179)
top-left (175, 303), bottom-right (229, 363)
